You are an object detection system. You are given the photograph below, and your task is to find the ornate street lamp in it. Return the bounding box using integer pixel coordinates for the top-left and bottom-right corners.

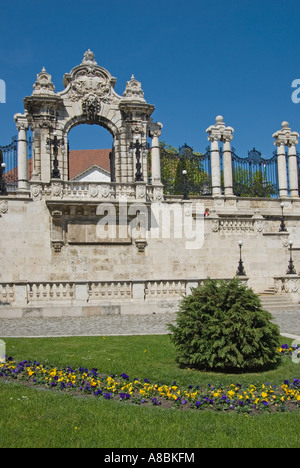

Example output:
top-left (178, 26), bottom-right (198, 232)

top-left (46, 132), bottom-right (65, 179)
top-left (236, 240), bottom-right (246, 276)
top-left (279, 202), bottom-right (287, 232)
top-left (286, 240), bottom-right (297, 275)
top-left (182, 169), bottom-right (190, 200)
top-left (0, 151), bottom-right (7, 195)
top-left (129, 139), bottom-right (147, 182)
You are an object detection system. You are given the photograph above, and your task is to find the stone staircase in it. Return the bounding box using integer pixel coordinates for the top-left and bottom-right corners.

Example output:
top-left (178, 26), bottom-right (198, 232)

top-left (259, 288), bottom-right (300, 313)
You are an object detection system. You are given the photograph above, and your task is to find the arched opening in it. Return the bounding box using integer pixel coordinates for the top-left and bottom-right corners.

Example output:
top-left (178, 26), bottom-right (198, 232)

top-left (67, 124), bottom-right (114, 182)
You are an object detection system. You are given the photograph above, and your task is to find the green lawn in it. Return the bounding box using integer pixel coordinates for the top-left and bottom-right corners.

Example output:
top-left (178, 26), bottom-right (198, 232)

top-left (0, 335), bottom-right (300, 448)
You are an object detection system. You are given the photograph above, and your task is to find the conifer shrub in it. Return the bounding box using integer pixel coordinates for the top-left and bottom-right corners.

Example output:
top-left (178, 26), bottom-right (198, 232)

top-left (168, 278), bottom-right (281, 372)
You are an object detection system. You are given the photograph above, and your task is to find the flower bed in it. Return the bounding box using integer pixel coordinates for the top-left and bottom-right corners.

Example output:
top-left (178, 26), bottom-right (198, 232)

top-left (1, 346), bottom-right (300, 414)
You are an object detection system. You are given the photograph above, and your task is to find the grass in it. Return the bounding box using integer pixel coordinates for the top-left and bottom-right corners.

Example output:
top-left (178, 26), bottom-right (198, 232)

top-left (0, 334), bottom-right (300, 448)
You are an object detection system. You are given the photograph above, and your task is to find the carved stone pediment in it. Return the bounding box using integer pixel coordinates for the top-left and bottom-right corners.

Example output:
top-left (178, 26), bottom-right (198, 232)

top-left (60, 50), bottom-right (120, 105)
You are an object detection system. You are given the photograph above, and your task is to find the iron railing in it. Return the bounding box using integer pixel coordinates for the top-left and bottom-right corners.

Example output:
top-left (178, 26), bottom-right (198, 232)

top-left (0, 136), bottom-right (32, 192)
top-left (160, 144), bottom-right (212, 196)
top-left (160, 143), bottom-right (279, 198)
top-left (231, 147), bottom-right (279, 198)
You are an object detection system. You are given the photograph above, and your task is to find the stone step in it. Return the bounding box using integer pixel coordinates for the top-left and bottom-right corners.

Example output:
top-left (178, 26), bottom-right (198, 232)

top-left (260, 296), bottom-right (295, 304)
top-left (259, 291), bottom-right (299, 312)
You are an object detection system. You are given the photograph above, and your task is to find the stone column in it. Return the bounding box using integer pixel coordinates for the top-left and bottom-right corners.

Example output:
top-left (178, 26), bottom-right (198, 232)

top-left (273, 121), bottom-right (299, 198)
top-left (276, 141), bottom-right (288, 197)
top-left (148, 121), bottom-right (163, 185)
top-left (206, 116), bottom-right (224, 197)
top-left (287, 134), bottom-right (299, 198)
top-left (222, 130), bottom-right (234, 197)
top-left (14, 114), bottom-right (29, 192)
top-left (210, 136), bottom-right (221, 196)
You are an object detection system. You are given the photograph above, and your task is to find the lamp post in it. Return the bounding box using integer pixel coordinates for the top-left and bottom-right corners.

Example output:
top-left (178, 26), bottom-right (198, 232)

top-left (236, 240), bottom-right (246, 276)
top-left (279, 202), bottom-right (287, 232)
top-left (0, 152), bottom-right (7, 195)
top-left (182, 169), bottom-right (190, 200)
top-left (46, 132), bottom-right (64, 179)
top-left (129, 139), bottom-right (147, 182)
top-left (286, 240), bottom-right (297, 275)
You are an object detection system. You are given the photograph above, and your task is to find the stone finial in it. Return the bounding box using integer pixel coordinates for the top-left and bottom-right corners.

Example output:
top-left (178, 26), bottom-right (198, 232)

top-left (32, 68), bottom-right (55, 95)
top-left (82, 49), bottom-right (97, 64)
top-left (123, 74), bottom-right (145, 102)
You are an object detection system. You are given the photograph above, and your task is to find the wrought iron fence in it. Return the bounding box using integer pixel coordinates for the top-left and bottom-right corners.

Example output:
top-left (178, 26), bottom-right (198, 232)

top-left (231, 147), bottom-right (279, 198)
top-left (0, 136), bottom-right (18, 191)
top-left (160, 143), bottom-right (279, 198)
top-left (160, 144), bottom-right (212, 196)
top-left (0, 135), bottom-right (32, 192)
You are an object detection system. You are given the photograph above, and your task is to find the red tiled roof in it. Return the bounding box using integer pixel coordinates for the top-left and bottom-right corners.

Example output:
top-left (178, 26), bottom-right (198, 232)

top-left (69, 149), bottom-right (111, 179)
top-left (3, 149), bottom-right (111, 183)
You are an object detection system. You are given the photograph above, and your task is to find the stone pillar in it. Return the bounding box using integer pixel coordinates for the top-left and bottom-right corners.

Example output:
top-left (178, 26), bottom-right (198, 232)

top-left (14, 114), bottom-right (29, 192)
top-left (273, 121), bottom-right (299, 198)
top-left (206, 115), bottom-right (229, 197)
top-left (148, 121), bottom-right (163, 185)
top-left (287, 135), bottom-right (299, 198)
top-left (210, 136), bottom-right (221, 196)
top-left (222, 131), bottom-right (234, 197)
top-left (276, 141), bottom-right (288, 198)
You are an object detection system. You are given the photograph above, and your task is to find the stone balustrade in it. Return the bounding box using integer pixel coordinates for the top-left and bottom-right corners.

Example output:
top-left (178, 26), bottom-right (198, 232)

top-left (274, 275), bottom-right (300, 302)
top-left (0, 284), bottom-right (15, 304)
top-left (29, 180), bottom-right (164, 203)
top-left (27, 282), bottom-right (75, 303)
top-left (145, 280), bottom-right (187, 300)
top-left (88, 281), bottom-right (132, 301)
top-left (0, 278), bottom-right (239, 318)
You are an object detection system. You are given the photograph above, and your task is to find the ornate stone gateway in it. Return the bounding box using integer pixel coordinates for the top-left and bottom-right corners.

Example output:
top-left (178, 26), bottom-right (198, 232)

top-left (14, 50), bottom-right (163, 192)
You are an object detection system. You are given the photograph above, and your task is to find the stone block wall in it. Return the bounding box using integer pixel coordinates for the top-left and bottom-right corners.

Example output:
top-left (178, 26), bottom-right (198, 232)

top-left (1, 193), bottom-right (300, 316)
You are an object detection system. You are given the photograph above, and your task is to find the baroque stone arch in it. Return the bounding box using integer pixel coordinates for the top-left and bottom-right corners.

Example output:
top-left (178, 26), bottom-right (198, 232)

top-left (62, 116), bottom-right (115, 182)
top-left (18, 50), bottom-right (159, 185)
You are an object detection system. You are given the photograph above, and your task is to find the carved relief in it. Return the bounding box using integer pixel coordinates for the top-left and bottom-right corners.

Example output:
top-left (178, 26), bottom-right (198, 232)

top-left (61, 51), bottom-right (119, 105)
top-left (153, 187), bottom-right (163, 202)
top-left (0, 200), bottom-right (8, 215)
top-left (82, 94), bottom-right (101, 120)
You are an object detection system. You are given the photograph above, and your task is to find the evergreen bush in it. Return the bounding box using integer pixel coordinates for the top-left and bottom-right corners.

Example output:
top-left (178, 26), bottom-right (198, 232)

top-left (168, 278), bottom-right (281, 372)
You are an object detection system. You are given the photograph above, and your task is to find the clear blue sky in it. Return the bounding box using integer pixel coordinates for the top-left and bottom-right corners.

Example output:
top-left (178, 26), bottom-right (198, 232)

top-left (1, 0), bottom-right (300, 157)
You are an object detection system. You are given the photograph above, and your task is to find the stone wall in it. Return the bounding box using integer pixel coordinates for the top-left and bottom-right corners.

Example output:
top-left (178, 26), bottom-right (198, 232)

top-left (1, 192), bottom-right (299, 317)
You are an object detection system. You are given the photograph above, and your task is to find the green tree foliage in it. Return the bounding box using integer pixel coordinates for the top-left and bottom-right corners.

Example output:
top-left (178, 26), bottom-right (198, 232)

top-left (233, 167), bottom-right (277, 198)
top-left (169, 279), bottom-right (281, 372)
top-left (160, 142), bottom-right (211, 195)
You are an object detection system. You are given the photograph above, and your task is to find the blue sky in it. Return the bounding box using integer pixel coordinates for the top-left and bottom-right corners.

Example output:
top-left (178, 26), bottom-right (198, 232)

top-left (1, 0), bottom-right (300, 157)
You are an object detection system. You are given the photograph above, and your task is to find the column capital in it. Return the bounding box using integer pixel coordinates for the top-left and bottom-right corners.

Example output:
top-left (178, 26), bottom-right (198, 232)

top-left (148, 119), bottom-right (163, 138)
top-left (206, 115), bottom-right (234, 142)
top-left (273, 121), bottom-right (299, 147)
top-left (14, 113), bottom-right (29, 132)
